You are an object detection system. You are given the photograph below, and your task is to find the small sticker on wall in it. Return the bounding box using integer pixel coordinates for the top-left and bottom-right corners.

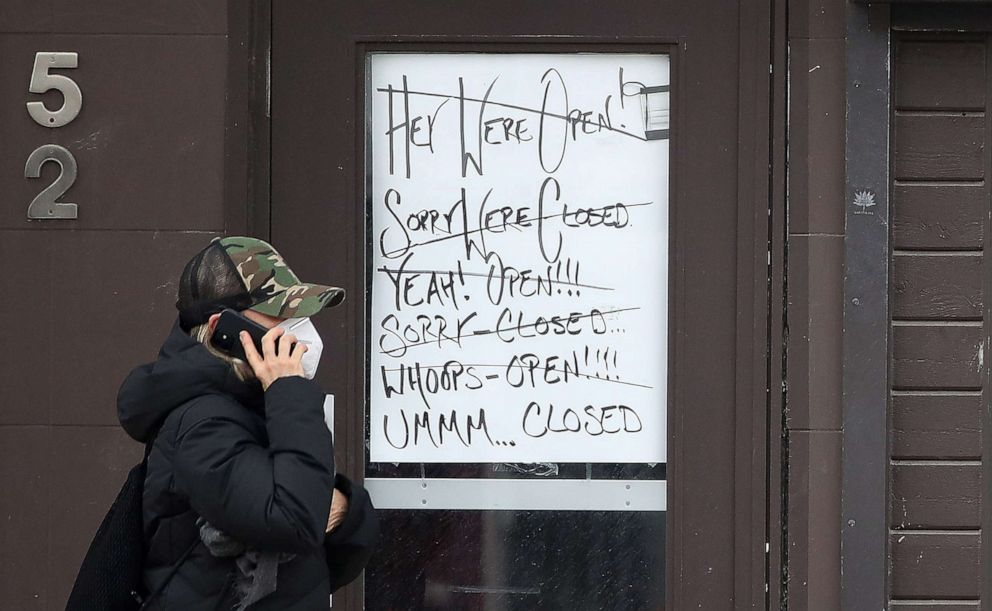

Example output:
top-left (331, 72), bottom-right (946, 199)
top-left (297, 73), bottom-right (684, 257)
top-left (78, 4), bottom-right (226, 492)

top-left (852, 189), bottom-right (876, 215)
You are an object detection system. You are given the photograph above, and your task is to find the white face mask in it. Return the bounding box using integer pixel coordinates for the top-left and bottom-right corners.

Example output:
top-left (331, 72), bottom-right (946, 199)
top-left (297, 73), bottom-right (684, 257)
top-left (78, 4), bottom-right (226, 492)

top-left (276, 317), bottom-right (324, 379)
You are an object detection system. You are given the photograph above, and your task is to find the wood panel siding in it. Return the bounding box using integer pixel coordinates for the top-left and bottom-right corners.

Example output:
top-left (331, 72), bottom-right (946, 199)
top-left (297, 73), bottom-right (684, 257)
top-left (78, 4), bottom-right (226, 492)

top-left (890, 36), bottom-right (986, 608)
top-left (890, 604), bottom-right (980, 611)
top-left (894, 41), bottom-right (985, 111)
top-left (893, 115), bottom-right (985, 181)
top-left (892, 254), bottom-right (983, 319)
top-left (891, 325), bottom-right (984, 390)
top-left (892, 183), bottom-right (984, 251)
top-left (890, 532), bottom-right (983, 599)
top-left (891, 393), bottom-right (984, 459)
top-left (891, 463), bottom-right (983, 529)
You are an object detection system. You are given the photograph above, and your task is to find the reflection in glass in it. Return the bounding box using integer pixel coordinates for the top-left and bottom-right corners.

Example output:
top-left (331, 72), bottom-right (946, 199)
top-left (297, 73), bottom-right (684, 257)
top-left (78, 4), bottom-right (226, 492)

top-left (366, 510), bottom-right (665, 610)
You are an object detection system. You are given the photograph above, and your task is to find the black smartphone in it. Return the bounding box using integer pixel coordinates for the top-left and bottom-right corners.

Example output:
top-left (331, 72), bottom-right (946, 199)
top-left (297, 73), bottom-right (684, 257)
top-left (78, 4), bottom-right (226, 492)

top-left (210, 309), bottom-right (270, 362)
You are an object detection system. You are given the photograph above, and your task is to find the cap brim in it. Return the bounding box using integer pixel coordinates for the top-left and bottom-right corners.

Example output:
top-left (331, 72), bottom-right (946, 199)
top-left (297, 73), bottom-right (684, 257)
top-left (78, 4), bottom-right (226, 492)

top-left (248, 283), bottom-right (346, 319)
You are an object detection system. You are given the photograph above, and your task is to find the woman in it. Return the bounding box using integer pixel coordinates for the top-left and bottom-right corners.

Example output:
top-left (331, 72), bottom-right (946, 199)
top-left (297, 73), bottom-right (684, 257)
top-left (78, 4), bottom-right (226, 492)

top-left (117, 236), bottom-right (378, 610)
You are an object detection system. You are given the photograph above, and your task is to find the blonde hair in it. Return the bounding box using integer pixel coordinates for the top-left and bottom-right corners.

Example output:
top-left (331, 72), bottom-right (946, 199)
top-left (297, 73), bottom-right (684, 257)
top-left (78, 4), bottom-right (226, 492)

top-left (189, 321), bottom-right (255, 382)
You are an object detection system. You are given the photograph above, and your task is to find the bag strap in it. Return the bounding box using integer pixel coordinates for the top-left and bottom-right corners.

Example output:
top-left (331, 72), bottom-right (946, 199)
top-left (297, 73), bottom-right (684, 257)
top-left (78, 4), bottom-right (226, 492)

top-left (137, 536), bottom-right (199, 609)
top-left (142, 428), bottom-right (159, 462)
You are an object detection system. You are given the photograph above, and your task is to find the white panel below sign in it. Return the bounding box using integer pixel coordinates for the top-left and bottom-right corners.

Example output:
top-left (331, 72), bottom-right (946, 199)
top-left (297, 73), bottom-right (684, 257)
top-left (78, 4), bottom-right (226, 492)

top-left (365, 478), bottom-right (667, 512)
top-left (368, 53), bottom-right (670, 464)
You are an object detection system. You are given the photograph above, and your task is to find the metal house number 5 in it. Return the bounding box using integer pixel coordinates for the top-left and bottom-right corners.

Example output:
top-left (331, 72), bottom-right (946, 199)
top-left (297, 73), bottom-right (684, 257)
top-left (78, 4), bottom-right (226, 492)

top-left (26, 52), bottom-right (82, 127)
top-left (24, 145), bottom-right (78, 219)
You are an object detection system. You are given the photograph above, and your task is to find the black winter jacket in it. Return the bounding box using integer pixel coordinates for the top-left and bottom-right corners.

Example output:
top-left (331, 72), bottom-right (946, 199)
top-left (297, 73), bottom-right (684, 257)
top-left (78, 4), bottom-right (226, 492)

top-left (117, 319), bottom-right (378, 610)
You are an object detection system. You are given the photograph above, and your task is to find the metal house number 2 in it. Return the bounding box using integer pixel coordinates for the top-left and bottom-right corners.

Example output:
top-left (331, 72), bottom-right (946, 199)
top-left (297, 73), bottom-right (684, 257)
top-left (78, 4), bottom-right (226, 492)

top-left (24, 52), bottom-right (82, 219)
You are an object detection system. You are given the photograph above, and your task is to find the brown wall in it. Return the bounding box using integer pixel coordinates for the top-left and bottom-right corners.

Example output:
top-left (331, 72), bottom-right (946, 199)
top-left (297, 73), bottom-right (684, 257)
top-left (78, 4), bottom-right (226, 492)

top-left (0, 2), bottom-right (252, 608)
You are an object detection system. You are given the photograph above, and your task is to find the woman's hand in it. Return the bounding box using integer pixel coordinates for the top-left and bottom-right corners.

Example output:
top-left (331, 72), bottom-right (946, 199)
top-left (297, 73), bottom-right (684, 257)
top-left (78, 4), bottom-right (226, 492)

top-left (326, 488), bottom-right (349, 533)
top-left (240, 326), bottom-right (308, 390)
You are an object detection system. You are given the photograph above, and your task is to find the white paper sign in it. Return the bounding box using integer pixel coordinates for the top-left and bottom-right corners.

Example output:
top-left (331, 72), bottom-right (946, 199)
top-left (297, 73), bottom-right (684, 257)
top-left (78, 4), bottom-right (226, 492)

top-left (368, 53), bottom-right (669, 463)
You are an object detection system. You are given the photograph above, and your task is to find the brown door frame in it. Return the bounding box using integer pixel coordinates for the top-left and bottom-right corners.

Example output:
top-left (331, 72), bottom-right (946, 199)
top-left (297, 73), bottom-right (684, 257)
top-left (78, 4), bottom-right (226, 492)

top-left (268, 2), bottom-right (775, 608)
top-left (842, 3), bottom-right (891, 609)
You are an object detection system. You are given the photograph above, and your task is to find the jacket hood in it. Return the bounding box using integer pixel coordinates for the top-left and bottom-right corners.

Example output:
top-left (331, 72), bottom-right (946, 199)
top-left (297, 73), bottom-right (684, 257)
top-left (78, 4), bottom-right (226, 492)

top-left (118, 317), bottom-right (264, 442)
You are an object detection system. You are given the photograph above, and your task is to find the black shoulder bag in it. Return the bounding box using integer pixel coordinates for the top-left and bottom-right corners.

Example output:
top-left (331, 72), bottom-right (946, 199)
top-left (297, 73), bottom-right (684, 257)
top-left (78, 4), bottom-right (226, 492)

top-left (66, 438), bottom-right (198, 610)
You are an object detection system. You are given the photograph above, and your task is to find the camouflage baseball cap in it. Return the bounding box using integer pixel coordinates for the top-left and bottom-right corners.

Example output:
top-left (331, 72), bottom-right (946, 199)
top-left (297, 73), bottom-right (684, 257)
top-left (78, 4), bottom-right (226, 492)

top-left (176, 236), bottom-right (345, 330)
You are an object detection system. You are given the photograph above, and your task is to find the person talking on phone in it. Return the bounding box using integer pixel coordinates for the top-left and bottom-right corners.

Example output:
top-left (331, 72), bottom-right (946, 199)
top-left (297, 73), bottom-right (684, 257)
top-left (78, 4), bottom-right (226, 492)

top-left (116, 236), bottom-right (378, 610)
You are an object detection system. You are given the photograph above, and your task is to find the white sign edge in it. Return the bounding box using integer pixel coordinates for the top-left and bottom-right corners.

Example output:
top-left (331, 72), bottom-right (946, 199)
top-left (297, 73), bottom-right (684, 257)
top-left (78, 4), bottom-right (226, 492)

top-left (364, 477), bottom-right (666, 512)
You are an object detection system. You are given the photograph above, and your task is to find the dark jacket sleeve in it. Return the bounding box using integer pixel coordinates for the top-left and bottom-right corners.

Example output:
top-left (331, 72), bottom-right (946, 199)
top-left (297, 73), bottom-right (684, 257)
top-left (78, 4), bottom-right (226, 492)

top-left (325, 474), bottom-right (380, 592)
top-left (172, 376), bottom-right (335, 555)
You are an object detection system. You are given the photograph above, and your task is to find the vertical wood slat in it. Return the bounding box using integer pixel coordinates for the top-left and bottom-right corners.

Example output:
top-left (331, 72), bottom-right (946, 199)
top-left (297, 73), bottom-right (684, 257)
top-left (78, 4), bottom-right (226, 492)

top-left (893, 114), bottom-right (985, 181)
top-left (892, 325), bottom-right (984, 390)
top-left (890, 463), bottom-right (983, 529)
top-left (892, 254), bottom-right (983, 320)
top-left (892, 183), bottom-right (984, 251)
top-left (890, 532), bottom-right (983, 599)
top-left (894, 41), bottom-right (986, 110)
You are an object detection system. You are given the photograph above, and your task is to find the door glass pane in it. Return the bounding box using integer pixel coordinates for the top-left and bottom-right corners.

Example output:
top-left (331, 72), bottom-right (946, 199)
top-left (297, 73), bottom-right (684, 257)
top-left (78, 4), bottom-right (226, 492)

top-left (366, 509), bottom-right (665, 610)
top-left (364, 52), bottom-right (670, 610)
